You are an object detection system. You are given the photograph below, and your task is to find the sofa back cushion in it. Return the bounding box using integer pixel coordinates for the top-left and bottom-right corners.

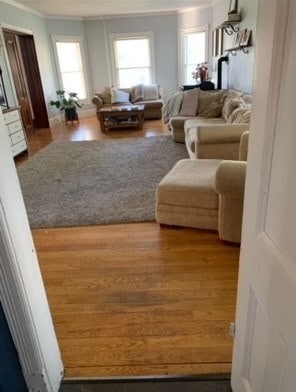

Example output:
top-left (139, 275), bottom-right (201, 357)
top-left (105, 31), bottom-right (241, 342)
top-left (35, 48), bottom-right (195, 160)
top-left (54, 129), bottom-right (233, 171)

top-left (228, 106), bottom-right (252, 124)
top-left (111, 88), bottom-right (130, 104)
top-left (222, 93), bottom-right (244, 121)
top-left (143, 85), bottom-right (159, 100)
top-left (131, 84), bottom-right (144, 103)
top-left (197, 90), bottom-right (226, 118)
top-left (179, 88), bottom-right (199, 117)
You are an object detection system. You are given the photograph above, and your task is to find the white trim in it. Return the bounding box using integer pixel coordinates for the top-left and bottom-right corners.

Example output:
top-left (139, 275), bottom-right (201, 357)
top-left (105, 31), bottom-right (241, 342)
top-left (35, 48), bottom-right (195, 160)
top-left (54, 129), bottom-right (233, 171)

top-left (109, 31), bottom-right (155, 88)
top-left (178, 4), bottom-right (214, 14)
top-left (179, 24), bottom-right (209, 86)
top-left (103, 19), bottom-right (112, 86)
top-left (51, 34), bottom-right (91, 101)
top-left (48, 108), bottom-right (96, 127)
top-left (86, 10), bottom-right (178, 20)
top-left (0, 110), bottom-right (63, 391)
top-left (0, 22), bottom-right (34, 35)
top-left (46, 15), bottom-right (84, 21)
top-left (255, 2), bottom-right (290, 234)
top-left (1, 0), bottom-right (44, 17)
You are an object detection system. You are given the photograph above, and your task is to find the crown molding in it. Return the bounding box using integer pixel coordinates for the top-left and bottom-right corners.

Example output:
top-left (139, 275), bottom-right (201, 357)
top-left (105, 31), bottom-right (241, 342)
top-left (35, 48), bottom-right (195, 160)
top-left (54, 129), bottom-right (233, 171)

top-left (178, 2), bottom-right (215, 14)
top-left (1, 0), bottom-right (44, 17)
top-left (45, 15), bottom-right (84, 21)
top-left (82, 10), bottom-right (178, 21)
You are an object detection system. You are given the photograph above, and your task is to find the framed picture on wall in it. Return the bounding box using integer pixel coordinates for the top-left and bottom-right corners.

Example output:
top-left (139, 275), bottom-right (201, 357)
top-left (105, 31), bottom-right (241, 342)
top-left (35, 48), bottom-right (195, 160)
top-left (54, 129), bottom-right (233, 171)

top-left (212, 28), bottom-right (223, 56)
top-left (242, 29), bottom-right (252, 46)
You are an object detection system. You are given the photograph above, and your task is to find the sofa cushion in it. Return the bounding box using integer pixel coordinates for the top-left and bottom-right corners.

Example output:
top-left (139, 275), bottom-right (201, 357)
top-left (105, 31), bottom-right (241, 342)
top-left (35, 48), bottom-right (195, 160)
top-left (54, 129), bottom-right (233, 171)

top-left (170, 115), bottom-right (197, 129)
top-left (141, 100), bottom-right (163, 109)
top-left (179, 88), bottom-right (199, 116)
top-left (143, 85), bottom-right (159, 100)
top-left (157, 159), bottom-right (221, 210)
top-left (197, 90), bottom-right (226, 118)
top-left (98, 87), bottom-right (112, 104)
top-left (131, 84), bottom-right (144, 103)
top-left (111, 88), bottom-right (130, 104)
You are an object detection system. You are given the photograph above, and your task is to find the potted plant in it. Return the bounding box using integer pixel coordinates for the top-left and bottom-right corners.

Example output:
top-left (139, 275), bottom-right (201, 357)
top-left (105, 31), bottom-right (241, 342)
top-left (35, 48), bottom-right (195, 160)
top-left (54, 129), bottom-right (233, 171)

top-left (192, 62), bottom-right (209, 83)
top-left (50, 90), bottom-right (82, 123)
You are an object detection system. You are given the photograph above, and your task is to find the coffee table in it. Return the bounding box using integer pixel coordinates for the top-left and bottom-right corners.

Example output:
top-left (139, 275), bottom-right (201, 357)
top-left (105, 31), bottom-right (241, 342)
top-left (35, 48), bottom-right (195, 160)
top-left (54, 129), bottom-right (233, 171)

top-left (98, 104), bottom-right (145, 132)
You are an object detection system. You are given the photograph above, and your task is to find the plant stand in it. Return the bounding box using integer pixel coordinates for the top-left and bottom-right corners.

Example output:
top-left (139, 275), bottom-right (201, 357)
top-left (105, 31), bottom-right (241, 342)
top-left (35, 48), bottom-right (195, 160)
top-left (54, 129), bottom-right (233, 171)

top-left (65, 107), bottom-right (79, 124)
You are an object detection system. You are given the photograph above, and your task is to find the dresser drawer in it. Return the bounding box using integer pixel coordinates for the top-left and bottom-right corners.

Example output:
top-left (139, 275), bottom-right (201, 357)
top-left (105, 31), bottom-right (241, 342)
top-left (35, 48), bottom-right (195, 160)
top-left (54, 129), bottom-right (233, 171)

top-left (10, 130), bottom-right (25, 145)
top-left (3, 110), bottom-right (20, 124)
top-left (8, 120), bottom-right (22, 135)
top-left (11, 140), bottom-right (27, 157)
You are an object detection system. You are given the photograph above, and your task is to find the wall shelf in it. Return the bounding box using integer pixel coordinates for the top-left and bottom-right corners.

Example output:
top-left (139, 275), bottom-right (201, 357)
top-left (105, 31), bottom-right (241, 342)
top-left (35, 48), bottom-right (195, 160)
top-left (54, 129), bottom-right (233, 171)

top-left (219, 20), bottom-right (241, 35)
top-left (224, 44), bottom-right (252, 55)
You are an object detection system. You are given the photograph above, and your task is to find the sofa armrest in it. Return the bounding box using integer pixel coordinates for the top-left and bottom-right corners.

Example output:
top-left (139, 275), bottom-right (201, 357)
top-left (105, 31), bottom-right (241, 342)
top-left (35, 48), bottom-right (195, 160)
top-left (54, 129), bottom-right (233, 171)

top-left (215, 161), bottom-right (247, 198)
top-left (92, 94), bottom-right (103, 110)
top-left (195, 124), bottom-right (250, 144)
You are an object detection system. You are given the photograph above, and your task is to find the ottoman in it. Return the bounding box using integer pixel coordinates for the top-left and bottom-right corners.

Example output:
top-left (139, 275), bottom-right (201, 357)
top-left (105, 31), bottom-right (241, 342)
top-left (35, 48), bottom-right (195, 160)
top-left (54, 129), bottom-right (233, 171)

top-left (156, 159), bottom-right (221, 230)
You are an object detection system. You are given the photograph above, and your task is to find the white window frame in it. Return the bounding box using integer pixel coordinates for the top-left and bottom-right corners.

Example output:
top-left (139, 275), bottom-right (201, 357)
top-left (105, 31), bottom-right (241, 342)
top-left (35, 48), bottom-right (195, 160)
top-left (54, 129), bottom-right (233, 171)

top-left (109, 31), bottom-right (155, 88)
top-left (51, 35), bottom-right (90, 102)
top-left (179, 24), bottom-right (209, 86)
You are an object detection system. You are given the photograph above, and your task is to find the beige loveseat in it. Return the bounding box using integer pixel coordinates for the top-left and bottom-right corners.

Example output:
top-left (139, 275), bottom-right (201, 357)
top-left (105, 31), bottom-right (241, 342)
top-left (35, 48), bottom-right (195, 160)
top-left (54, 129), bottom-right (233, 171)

top-left (164, 89), bottom-right (251, 157)
top-left (92, 85), bottom-right (164, 120)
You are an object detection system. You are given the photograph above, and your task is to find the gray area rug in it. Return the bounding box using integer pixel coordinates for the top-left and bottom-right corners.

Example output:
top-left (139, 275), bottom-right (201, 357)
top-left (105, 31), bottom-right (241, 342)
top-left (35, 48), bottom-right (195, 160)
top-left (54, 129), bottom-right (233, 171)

top-left (18, 136), bottom-right (187, 228)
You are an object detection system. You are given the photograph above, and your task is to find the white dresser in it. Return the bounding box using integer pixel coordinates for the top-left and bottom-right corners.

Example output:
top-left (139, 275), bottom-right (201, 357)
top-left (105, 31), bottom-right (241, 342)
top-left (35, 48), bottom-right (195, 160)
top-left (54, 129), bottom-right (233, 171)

top-left (2, 108), bottom-right (28, 157)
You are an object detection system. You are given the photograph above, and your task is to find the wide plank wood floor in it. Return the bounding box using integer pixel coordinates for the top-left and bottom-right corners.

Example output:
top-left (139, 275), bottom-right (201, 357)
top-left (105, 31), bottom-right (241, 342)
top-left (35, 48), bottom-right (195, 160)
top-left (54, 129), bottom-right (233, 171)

top-left (17, 116), bottom-right (240, 378)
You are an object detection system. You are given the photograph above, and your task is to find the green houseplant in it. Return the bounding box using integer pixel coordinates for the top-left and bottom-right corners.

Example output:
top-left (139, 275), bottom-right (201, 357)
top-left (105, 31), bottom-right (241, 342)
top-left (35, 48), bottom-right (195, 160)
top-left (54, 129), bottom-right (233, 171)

top-left (50, 90), bottom-right (82, 122)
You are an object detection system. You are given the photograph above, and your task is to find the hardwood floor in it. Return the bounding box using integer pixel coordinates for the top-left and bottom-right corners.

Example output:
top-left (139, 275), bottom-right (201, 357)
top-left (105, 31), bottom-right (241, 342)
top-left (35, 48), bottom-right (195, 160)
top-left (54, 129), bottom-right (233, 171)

top-left (17, 117), bottom-right (240, 378)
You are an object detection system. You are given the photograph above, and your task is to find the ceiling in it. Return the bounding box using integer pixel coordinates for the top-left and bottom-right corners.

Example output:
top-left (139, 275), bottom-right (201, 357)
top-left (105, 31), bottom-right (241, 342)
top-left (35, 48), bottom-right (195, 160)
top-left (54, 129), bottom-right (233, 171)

top-left (13, 0), bottom-right (214, 18)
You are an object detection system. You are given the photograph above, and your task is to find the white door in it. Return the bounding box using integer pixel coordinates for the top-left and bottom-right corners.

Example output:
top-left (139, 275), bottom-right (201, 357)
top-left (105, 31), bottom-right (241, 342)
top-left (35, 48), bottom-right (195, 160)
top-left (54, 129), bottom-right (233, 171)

top-left (231, 1), bottom-right (296, 391)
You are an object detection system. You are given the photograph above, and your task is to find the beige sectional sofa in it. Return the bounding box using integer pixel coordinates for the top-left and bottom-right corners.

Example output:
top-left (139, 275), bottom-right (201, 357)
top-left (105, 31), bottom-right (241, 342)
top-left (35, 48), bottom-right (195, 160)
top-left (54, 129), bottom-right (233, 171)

top-left (164, 88), bottom-right (252, 158)
top-left (92, 84), bottom-right (163, 120)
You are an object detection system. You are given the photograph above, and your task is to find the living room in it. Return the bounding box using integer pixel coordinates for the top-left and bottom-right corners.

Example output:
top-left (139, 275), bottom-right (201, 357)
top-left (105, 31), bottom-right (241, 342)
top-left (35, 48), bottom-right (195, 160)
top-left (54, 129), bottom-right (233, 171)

top-left (0, 0), bottom-right (265, 391)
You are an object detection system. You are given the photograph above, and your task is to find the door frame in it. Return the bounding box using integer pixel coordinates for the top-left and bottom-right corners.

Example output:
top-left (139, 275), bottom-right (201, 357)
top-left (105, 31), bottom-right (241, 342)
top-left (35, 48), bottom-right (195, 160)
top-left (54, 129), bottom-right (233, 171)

top-left (0, 22), bottom-right (50, 129)
top-left (0, 23), bottom-right (31, 106)
top-left (231, 0), bottom-right (294, 390)
top-left (0, 110), bottom-right (63, 390)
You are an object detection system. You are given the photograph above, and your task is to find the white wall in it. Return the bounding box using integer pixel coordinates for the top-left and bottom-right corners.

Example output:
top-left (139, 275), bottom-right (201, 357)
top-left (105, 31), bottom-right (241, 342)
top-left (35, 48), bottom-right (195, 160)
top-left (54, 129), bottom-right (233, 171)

top-left (212, 0), bottom-right (258, 93)
top-left (84, 13), bottom-right (178, 101)
top-left (84, 19), bottom-right (110, 93)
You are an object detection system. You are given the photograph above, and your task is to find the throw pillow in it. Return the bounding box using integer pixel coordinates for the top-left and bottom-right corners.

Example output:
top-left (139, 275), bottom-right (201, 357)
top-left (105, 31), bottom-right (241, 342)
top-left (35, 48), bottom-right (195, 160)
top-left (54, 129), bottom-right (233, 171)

top-left (228, 106), bottom-right (252, 124)
top-left (131, 84), bottom-right (144, 103)
top-left (110, 88), bottom-right (130, 104)
top-left (222, 97), bottom-right (243, 121)
top-left (179, 88), bottom-right (199, 117)
top-left (143, 85), bottom-right (159, 101)
top-left (98, 86), bottom-right (112, 104)
top-left (197, 90), bottom-right (226, 118)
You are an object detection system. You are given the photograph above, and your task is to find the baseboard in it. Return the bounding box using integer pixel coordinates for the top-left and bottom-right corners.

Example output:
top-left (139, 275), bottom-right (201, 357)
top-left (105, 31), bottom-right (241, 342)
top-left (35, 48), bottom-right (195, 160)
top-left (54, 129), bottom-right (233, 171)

top-left (48, 108), bottom-right (96, 127)
top-left (49, 114), bottom-right (63, 127)
top-left (62, 373), bottom-right (231, 384)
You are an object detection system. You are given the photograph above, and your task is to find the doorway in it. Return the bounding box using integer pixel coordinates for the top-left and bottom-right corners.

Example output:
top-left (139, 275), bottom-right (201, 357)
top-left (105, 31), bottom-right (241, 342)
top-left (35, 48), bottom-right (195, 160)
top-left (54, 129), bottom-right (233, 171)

top-left (3, 29), bottom-right (49, 136)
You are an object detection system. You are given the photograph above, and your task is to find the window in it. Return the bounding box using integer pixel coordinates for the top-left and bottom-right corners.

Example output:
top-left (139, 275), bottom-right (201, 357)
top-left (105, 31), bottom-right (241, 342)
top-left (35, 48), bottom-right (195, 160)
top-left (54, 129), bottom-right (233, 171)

top-left (110, 33), bottom-right (154, 88)
top-left (52, 35), bottom-right (88, 100)
top-left (181, 25), bottom-right (209, 85)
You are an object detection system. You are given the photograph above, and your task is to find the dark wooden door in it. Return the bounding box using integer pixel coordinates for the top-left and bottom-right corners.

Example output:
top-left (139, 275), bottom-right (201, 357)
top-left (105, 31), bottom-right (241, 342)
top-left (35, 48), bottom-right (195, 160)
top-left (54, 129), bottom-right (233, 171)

top-left (3, 31), bottom-right (34, 136)
top-left (18, 35), bottom-right (49, 129)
